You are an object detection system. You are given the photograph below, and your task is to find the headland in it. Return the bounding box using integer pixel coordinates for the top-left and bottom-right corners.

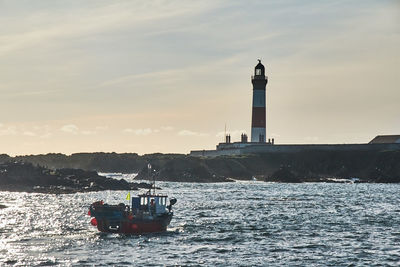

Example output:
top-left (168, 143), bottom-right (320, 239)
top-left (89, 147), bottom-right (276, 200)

top-left (1, 149), bottom-right (399, 185)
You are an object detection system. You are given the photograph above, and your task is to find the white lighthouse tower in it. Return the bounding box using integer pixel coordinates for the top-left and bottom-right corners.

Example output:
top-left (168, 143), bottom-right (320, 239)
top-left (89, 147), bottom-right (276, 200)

top-left (251, 60), bottom-right (268, 142)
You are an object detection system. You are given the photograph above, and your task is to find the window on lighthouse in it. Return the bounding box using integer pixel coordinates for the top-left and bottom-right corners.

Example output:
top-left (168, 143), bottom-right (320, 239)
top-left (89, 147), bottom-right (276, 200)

top-left (255, 68), bottom-right (262, 76)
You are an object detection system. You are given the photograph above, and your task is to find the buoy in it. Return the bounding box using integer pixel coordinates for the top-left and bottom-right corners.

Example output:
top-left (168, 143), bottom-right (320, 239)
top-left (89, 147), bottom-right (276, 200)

top-left (90, 218), bottom-right (97, 226)
top-left (131, 224), bottom-right (138, 230)
top-left (87, 210), bottom-right (91, 216)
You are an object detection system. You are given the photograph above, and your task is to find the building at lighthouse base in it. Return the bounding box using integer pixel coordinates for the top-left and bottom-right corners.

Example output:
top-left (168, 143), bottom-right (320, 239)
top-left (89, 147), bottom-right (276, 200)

top-left (189, 136), bottom-right (400, 157)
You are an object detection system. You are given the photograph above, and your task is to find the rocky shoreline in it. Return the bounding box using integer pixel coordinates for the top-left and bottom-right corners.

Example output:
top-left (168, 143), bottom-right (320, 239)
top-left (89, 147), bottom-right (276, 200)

top-left (1, 150), bottom-right (400, 184)
top-left (0, 161), bottom-right (153, 194)
top-left (135, 151), bottom-right (400, 183)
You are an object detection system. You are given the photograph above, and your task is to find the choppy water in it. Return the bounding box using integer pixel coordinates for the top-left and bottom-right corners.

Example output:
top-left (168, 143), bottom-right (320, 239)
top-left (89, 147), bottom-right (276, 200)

top-left (1, 180), bottom-right (400, 266)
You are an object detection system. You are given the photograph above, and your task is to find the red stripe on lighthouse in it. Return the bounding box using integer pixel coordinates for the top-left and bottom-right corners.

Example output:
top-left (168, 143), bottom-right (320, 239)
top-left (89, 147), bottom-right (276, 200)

top-left (251, 107), bottom-right (266, 128)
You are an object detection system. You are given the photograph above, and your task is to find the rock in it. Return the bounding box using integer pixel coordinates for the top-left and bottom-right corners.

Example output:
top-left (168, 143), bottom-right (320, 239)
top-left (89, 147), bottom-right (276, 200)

top-left (135, 157), bottom-right (232, 183)
top-left (0, 161), bottom-right (154, 194)
top-left (265, 166), bottom-right (303, 183)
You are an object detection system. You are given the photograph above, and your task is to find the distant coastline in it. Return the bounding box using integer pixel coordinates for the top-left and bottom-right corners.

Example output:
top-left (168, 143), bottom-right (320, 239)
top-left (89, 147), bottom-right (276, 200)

top-left (1, 150), bottom-right (399, 187)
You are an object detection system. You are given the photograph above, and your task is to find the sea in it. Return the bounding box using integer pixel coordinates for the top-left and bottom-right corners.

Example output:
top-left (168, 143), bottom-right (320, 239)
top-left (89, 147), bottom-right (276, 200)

top-left (1, 174), bottom-right (400, 266)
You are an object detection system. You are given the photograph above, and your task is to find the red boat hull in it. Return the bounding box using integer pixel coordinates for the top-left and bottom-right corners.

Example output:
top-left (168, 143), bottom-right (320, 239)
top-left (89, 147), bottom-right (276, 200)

top-left (95, 214), bottom-right (173, 234)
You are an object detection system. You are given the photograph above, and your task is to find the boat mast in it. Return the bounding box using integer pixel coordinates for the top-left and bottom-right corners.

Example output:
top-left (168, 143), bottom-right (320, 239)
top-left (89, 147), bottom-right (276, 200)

top-left (148, 163), bottom-right (155, 195)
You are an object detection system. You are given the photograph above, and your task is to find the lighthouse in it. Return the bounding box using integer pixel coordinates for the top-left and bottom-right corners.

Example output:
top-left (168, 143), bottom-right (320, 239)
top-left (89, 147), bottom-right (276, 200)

top-left (251, 60), bottom-right (268, 142)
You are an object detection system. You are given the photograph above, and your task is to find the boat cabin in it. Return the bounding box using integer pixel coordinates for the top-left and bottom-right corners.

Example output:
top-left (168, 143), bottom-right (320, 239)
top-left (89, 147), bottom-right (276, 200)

top-left (132, 194), bottom-right (168, 215)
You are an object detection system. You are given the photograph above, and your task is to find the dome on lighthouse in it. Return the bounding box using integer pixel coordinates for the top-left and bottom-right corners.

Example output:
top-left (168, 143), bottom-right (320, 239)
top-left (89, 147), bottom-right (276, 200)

top-left (254, 59), bottom-right (265, 76)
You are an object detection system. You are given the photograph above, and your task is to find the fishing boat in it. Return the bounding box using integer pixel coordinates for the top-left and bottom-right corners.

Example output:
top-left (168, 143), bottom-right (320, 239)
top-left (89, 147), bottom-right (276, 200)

top-left (88, 165), bottom-right (177, 234)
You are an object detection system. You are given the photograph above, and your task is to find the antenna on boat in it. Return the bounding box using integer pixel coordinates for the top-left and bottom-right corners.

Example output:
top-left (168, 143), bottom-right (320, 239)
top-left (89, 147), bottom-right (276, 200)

top-left (148, 163), bottom-right (155, 195)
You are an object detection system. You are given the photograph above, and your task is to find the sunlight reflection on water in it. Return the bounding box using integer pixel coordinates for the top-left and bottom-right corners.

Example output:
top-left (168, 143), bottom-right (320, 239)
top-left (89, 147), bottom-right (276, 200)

top-left (0, 181), bottom-right (400, 266)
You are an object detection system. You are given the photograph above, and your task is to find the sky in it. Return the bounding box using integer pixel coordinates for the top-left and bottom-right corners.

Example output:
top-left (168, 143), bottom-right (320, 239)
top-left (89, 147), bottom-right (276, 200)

top-left (0, 0), bottom-right (399, 156)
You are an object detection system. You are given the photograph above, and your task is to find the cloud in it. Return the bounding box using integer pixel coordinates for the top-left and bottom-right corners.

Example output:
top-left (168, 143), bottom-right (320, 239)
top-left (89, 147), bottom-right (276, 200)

top-left (40, 132), bottom-right (52, 139)
top-left (0, 126), bottom-right (18, 136)
top-left (123, 128), bottom-right (134, 133)
top-left (161, 126), bottom-right (174, 131)
top-left (23, 131), bottom-right (36, 136)
top-left (95, 126), bottom-right (108, 131)
top-left (80, 126), bottom-right (107, 135)
top-left (123, 128), bottom-right (154, 136)
top-left (123, 127), bottom-right (168, 135)
top-left (81, 130), bottom-right (96, 135)
top-left (0, 124), bottom-right (53, 137)
top-left (135, 128), bottom-right (152, 135)
top-left (61, 124), bottom-right (79, 134)
top-left (60, 124), bottom-right (106, 135)
top-left (0, 1), bottom-right (220, 57)
top-left (178, 130), bottom-right (208, 137)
